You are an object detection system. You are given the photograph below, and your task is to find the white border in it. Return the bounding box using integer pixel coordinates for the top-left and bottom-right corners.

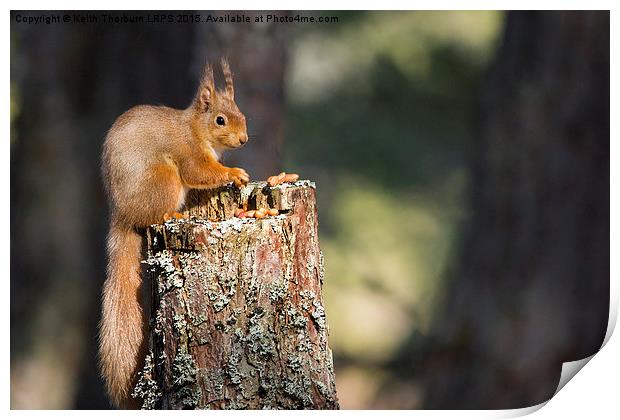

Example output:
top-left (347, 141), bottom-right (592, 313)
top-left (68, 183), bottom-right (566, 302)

top-left (3, 3), bottom-right (617, 418)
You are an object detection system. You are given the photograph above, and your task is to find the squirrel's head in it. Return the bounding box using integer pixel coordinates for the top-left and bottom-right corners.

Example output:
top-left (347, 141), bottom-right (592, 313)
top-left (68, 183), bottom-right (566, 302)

top-left (192, 59), bottom-right (248, 150)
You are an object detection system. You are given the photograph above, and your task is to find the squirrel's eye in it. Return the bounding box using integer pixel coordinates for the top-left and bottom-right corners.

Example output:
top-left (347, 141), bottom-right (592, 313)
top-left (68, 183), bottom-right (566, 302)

top-left (216, 116), bottom-right (226, 126)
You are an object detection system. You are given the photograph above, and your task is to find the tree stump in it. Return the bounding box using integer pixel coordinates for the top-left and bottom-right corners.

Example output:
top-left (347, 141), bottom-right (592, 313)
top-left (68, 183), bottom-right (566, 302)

top-left (135, 181), bottom-right (339, 409)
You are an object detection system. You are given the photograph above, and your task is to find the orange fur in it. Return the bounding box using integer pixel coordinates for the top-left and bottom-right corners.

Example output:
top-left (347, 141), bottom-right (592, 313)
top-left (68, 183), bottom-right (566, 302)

top-left (99, 60), bottom-right (249, 408)
top-left (99, 222), bottom-right (145, 409)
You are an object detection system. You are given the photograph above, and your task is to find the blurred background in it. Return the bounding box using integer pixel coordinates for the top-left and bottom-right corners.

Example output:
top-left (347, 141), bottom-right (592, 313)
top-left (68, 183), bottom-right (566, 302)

top-left (10, 10), bottom-right (609, 409)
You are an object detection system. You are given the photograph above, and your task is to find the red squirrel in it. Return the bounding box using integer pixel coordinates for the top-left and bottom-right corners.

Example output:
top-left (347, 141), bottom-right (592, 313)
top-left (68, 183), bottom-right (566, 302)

top-left (99, 59), bottom-right (249, 408)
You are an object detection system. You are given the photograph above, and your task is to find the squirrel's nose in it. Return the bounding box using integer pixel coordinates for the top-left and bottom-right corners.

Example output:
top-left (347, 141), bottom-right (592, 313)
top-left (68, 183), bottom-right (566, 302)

top-left (239, 133), bottom-right (248, 144)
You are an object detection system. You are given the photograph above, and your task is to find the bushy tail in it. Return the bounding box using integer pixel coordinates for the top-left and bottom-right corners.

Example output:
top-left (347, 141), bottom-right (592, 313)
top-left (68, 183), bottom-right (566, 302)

top-left (99, 221), bottom-right (147, 409)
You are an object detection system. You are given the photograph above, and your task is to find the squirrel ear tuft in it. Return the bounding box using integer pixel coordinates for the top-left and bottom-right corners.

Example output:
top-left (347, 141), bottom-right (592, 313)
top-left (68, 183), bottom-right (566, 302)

top-left (199, 86), bottom-right (212, 110)
top-left (198, 63), bottom-right (215, 110)
top-left (221, 58), bottom-right (234, 99)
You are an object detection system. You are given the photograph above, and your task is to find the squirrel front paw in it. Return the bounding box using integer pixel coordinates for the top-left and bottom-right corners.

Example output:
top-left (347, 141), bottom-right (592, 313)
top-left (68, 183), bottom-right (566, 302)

top-left (228, 167), bottom-right (250, 187)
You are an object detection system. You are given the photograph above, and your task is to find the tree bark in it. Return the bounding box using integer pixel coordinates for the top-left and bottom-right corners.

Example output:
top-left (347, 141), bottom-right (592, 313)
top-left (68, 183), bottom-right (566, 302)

top-left (136, 182), bottom-right (339, 409)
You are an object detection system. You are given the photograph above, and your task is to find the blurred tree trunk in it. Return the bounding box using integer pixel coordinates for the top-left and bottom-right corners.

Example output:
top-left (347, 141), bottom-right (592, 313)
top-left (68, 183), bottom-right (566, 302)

top-left (423, 11), bottom-right (609, 409)
top-left (11, 11), bottom-right (288, 409)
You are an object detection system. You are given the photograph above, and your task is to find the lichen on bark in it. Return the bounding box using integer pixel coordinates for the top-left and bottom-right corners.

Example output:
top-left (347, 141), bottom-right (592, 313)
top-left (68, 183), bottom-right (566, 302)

top-left (141, 182), bottom-right (339, 409)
